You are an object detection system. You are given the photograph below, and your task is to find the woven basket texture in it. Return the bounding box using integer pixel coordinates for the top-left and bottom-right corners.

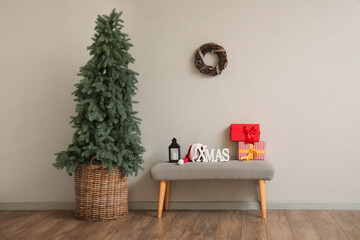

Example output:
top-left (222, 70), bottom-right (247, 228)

top-left (74, 164), bottom-right (128, 221)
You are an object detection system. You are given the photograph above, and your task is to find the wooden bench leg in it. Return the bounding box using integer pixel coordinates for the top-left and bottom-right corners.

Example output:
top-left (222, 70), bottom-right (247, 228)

top-left (158, 181), bottom-right (167, 218)
top-left (258, 180), bottom-right (266, 219)
top-left (165, 181), bottom-right (170, 211)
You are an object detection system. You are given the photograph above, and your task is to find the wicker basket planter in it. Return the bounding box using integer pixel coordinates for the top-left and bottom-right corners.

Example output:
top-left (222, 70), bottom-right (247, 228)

top-left (74, 161), bottom-right (128, 221)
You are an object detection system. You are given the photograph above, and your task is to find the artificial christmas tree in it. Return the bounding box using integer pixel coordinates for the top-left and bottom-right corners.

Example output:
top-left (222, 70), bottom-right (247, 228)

top-left (53, 9), bottom-right (145, 220)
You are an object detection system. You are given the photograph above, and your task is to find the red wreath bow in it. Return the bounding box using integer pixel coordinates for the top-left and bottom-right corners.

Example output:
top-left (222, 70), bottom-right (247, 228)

top-left (243, 126), bottom-right (257, 144)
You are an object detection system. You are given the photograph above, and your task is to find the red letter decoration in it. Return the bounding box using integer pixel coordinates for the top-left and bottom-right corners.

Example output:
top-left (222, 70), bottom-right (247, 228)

top-left (230, 124), bottom-right (260, 144)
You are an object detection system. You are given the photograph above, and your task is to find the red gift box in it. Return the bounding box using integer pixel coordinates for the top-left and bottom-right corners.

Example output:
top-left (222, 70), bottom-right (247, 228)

top-left (230, 124), bottom-right (260, 144)
top-left (238, 141), bottom-right (266, 161)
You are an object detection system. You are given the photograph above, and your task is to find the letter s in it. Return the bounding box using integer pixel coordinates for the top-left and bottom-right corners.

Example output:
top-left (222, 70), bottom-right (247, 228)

top-left (222, 148), bottom-right (230, 161)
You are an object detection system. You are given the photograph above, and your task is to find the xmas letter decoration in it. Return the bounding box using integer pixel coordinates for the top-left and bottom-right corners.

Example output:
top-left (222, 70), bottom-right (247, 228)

top-left (195, 43), bottom-right (228, 76)
top-left (177, 143), bottom-right (230, 165)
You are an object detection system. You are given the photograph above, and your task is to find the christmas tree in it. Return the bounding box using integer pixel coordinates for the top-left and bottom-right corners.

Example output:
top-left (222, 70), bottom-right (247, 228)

top-left (54, 9), bottom-right (145, 176)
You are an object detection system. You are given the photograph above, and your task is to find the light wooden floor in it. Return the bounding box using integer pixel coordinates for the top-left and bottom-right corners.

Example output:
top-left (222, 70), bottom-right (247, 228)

top-left (1, 210), bottom-right (360, 240)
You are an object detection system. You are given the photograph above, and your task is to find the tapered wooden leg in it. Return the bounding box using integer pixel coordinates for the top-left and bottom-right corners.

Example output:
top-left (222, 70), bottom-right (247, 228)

top-left (165, 181), bottom-right (171, 211)
top-left (158, 181), bottom-right (167, 218)
top-left (258, 180), bottom-right (266, 219)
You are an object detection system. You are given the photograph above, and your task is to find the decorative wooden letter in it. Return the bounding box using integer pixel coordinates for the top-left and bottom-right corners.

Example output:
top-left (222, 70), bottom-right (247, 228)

top-left (204, 149), bottom-right (215, 162)
top-left (198, 145), bottom-right (208, 162)
top-left (222, 148), bottom-right (230, 161)
top-left (215, 149), bottom-right (223, 162)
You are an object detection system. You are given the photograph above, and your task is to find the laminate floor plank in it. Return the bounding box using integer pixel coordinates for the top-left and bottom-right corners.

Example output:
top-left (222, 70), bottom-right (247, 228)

top-left (94, 211), bottom-right (154, 240)
top-left (0, 210), bottom-right (54, 240)
top-left (308, 210), bottom-right (349, 240)
top-left (352, 211), bottom-right (360, 220)
top-left (66, 220), bottom-right (108, 239)
top-left (330, 210), bottom-right (360, 240)
top-left (85, 211), bottom-right (136, 240)
top-left (0, 211), bottom-right (36, 229)
top-left (265, 210), bottom-right (294, 240)
top-left (242, 210), bottom-right (267, 240)
top-left (0, 210), bottom-right (33, 221)
top-left (118, 211), bottom-right (154, 230)
top-left (68, 211), bottom-right (137, 240)
top-left (190, 210), bottom-right (220, 240)
top-left (13, 210), bottom-right (73, 240)
top-left (215, 210), bottom-right (242, 240)
top-left (135, 210), bottom-right (177, 240)
top-left (37, 211), bottom-right (84, 240)
top-left (110, 230), bottom-right (143, 240)
top-left (286, 210), bottom-right (321, 240)
top-left (163, 210), bottom-right (199, 240)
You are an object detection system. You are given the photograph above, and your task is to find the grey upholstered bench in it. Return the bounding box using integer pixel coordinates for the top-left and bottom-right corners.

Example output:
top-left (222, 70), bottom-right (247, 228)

top-left (150, 160), bottom-right (274, 219)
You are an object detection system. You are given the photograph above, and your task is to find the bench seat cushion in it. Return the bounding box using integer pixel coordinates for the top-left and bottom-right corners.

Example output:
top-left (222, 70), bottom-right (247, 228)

top-left (150, 160), bottom-right (274, 181)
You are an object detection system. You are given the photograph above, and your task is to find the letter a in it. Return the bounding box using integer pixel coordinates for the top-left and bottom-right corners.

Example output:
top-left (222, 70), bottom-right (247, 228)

top-left (215, 149), bottom-right (223, 162)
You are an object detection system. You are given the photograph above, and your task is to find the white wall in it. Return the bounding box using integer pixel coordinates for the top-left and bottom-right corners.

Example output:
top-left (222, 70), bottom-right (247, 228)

top-left (1, 0), bottom-right (359, 205)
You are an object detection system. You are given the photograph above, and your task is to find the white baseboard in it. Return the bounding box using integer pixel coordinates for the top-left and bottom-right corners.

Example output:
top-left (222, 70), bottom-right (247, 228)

top-left (0, 201), bottom-right (359, 211)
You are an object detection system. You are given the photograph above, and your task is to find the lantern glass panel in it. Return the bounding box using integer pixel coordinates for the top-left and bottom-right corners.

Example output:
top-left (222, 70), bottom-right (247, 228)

top-left (170, 148), bottom-right (179, 160)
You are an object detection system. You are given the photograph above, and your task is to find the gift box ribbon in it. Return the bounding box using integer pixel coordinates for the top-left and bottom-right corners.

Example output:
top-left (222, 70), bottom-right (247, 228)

top-left (243, 126), bottom-right (258, 144)
top-left (238, 144), bottom-right (266, 162)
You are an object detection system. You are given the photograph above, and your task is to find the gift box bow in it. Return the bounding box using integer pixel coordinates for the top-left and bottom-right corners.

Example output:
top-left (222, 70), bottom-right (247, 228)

top-left (243, 126), bottom-right (258, 144)
top-left (238, 144), bottom-right (266, 162)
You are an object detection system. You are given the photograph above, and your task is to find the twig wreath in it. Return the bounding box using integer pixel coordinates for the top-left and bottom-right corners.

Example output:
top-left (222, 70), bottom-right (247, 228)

top-left (195, 43), bottom-right (228, 76)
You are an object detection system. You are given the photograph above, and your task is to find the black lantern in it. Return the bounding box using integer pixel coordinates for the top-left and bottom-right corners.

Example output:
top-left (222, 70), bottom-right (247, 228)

top-left (168, 138), bottom-right (181, 163)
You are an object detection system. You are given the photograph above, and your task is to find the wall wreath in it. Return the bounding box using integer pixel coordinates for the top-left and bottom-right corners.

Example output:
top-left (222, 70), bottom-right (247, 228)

top-left (195, 43), bottom-right (228, 76)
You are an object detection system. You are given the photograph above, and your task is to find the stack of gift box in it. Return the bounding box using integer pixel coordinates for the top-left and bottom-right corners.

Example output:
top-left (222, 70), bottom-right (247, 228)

top-left (230, 124), bottom-right (266, 161)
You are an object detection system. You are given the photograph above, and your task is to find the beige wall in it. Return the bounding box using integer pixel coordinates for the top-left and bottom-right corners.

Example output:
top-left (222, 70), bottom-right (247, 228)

top-left (1, 0), bottom-right (359, 205)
